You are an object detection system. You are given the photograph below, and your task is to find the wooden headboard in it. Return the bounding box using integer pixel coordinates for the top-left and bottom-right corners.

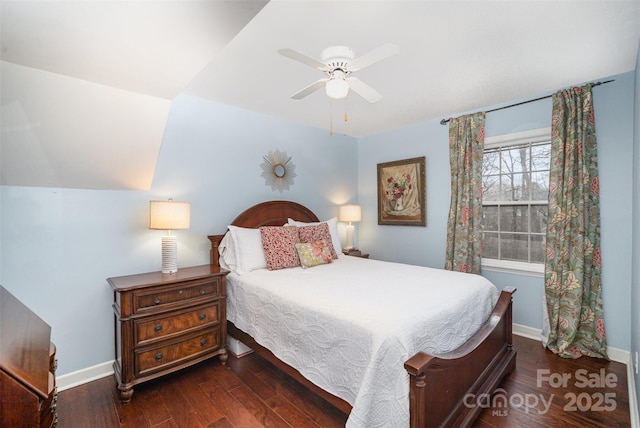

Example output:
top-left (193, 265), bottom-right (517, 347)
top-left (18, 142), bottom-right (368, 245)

top-left (207, 200), bottom-right (320, 267)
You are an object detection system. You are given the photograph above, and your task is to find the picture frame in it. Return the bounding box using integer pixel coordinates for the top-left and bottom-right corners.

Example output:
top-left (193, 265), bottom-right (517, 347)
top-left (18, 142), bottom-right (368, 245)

top-left (377, 156), bottom-right (426, 226)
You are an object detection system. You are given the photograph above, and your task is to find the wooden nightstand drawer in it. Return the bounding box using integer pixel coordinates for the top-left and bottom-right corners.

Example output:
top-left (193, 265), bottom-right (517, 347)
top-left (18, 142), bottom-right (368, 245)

top-left (135, 329), bottom-right (220, 376)
top-left (134, 277), bottom-right (220, 313)
top-left (135, 302), bottom-right (220, 345)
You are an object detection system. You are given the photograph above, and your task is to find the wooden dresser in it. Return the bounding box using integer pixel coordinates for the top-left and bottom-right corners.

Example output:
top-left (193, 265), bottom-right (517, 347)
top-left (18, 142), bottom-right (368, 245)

top-left (109, 264), bottom-right (229, 401)
top-left (0, 285), bottom-right (57, 428)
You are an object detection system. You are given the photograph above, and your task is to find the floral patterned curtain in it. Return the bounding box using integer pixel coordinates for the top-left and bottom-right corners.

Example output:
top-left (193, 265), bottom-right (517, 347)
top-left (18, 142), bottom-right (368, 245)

top-left (542, 84), bottom-right (607, 359)
top-left (445, 112), bottom-right (485, 274)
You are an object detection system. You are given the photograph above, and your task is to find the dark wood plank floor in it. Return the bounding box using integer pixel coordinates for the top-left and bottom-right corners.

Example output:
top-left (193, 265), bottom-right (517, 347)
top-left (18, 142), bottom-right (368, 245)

top-left (57, 335), bottom-right (631, 427)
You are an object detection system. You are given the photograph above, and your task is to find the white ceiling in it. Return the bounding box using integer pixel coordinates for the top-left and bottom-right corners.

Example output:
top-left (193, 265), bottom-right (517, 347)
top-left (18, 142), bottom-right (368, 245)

top-left (187, 0), bottom-right (640, 137)
top-left (1, 0), bottom-right (639, 189)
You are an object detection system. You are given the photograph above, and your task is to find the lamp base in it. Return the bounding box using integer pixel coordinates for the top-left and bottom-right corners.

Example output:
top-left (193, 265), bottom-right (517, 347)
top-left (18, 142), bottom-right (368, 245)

top-left (344, 224), bottom-right (355, 251)
top-left (161, 235), bottom-right (178, 274)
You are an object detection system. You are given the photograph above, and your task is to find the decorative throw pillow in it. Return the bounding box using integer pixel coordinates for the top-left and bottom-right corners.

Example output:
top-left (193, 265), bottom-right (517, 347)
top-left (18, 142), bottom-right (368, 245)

top-left (259, 226), bottom-right (301, 270)
top-left (295, 241), bottom-right (333, 269)
top-left (297, 223), bottom-right (338, 259)
top-left (287, 217), bottom-right (342, 257)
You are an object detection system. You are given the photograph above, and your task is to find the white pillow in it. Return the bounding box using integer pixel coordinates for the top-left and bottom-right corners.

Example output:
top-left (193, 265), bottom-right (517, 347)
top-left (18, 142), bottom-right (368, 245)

top-left (287, 217), bottom-right (342, 256)
top-left (217, 232), bottom-right (236, 271)
top-left (228, 225), bottom-right (267, 275)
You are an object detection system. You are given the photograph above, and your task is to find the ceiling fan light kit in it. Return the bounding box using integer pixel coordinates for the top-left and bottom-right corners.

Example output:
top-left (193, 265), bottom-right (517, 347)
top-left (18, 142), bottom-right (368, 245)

top-left (278, 43), bottom-right (398, 104)
top-left (325, 75), bottom-right (349, 99)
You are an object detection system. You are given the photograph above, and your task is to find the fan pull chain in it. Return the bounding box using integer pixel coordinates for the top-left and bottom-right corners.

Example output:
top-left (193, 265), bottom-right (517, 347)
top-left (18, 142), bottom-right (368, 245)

top-left (344, 98), bottom-right (348, 122)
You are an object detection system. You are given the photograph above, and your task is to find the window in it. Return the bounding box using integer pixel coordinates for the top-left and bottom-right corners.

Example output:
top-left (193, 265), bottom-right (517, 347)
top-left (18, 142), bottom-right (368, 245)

top-left (481, 128), bottom-right (551, 275)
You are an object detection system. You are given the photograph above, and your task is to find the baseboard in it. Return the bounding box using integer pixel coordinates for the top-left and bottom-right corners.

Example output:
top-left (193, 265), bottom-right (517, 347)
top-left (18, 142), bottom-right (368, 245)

top-left (512, 323), bottom-right (542, 342)
top-left (56, 360), bottom-right (114, 392)
top-left (512, 323), bottom-right (629, 364)
top-left (513, 323), bottom-right (639, 426)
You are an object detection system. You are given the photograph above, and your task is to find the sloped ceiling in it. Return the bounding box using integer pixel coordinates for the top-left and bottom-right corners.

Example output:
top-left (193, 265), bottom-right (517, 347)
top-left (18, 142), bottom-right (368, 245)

top-left (1, 0), bottom-right (639, 190)
top-left (0, 0), bottom-right (268, 189)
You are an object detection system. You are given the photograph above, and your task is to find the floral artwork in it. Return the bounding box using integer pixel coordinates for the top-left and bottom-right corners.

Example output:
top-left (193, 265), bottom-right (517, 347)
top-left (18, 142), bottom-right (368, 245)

top-left (385, 173), bottom-right (412, 211)
top-left (377, 157), bottom-right (426, 226)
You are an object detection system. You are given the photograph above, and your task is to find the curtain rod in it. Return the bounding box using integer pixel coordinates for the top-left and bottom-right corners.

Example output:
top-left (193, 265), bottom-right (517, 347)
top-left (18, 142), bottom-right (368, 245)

top-left (439, 80), bottom-right (614, 125)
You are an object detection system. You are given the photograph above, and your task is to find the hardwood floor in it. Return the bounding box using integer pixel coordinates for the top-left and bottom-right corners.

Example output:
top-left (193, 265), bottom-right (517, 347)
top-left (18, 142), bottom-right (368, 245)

top-left (57, 335), bottom-right (631, 427)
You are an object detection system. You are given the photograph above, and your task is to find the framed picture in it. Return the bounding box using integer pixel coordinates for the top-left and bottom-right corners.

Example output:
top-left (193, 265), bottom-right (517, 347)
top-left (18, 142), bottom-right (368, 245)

top-left (377, 156), bottom-right (426, 226)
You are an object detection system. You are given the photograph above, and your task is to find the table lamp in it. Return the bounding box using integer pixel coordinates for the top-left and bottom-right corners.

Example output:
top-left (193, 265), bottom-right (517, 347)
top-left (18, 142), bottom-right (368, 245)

top-left (338, 204), bottom-right (361, 251)
top-left (149, 199), bottom-right (190, 274)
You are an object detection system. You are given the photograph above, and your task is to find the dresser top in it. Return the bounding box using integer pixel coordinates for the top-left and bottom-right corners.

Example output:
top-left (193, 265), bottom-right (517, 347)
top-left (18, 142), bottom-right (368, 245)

top-left (108, 264), bottom-right (229, 291)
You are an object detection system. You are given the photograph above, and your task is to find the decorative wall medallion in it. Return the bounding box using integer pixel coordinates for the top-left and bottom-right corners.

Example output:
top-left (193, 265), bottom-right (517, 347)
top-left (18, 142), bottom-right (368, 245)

top-left (260, 149), bottom-right (296, 193)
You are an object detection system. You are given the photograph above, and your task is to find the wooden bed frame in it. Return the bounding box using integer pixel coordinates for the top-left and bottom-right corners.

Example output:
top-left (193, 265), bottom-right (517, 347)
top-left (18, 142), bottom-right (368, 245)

top-left (208, 200), bottom-right (516, 428)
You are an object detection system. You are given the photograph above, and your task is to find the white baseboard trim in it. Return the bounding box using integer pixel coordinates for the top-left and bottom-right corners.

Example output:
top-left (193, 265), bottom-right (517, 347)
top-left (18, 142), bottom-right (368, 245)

top-left (513, 323), bottom-right (638, 427)
top-left (513, 323), bottom-right (629, 363)
top-left (56, 360), bottom-right (114, 392)
top-left (512, 323), bottom-right (542, 341)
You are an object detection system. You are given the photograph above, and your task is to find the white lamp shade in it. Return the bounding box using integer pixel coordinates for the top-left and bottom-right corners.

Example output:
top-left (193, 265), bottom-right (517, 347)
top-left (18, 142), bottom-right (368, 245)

top-left (338, 204), bottom-right (362, 223)
top-left (149, 200), bottom-right (190, 230)
top-left (325, 78), bottom-right (349, 99)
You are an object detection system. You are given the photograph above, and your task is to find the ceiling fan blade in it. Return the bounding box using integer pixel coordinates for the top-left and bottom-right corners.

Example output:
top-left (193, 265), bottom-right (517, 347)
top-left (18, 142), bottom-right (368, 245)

top-left (348, 77), bottom-right (383, 103)
top-left (278, 48), bottom-right (327, 70)
top-left (348, 43), bottom-right (399, 72)
top-left (291, 79), bottom-right (328, 99)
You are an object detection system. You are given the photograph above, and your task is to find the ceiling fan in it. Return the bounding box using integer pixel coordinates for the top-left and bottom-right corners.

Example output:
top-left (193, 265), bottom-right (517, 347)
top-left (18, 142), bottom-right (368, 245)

top-left (278, 43), bottom-right (399, 103)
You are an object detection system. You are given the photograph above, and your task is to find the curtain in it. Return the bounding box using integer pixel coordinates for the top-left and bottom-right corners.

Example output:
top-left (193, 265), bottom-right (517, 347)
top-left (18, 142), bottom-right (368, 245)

top-left (542, 84), bottom-right (607, 359)
top-left (445, 112), bottom-right (485, 274)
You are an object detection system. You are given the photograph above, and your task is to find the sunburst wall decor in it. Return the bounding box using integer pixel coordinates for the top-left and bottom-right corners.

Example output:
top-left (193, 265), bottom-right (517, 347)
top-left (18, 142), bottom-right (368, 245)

top-left (260, 149), bottom-right (296, 193)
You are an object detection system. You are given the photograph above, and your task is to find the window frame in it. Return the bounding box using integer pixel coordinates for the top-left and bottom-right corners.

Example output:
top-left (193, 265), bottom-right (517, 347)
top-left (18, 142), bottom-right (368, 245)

top-left (481, 127), bottom-right (551, 277)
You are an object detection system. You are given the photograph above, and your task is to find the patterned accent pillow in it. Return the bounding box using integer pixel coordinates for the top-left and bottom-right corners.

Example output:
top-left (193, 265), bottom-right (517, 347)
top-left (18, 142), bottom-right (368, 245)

top-left (259, 226), bottom-right (301, 270)
top-left (295, 241), bottom-right (333, 269)
top-left (288, 217), bottom-right (342, 257)
top-left (297, 223), bottom-right (338, 259)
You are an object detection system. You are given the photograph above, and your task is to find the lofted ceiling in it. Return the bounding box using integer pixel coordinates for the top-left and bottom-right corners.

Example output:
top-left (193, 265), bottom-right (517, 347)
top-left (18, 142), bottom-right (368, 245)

top-left (1, 0), bottom-right (639, 189)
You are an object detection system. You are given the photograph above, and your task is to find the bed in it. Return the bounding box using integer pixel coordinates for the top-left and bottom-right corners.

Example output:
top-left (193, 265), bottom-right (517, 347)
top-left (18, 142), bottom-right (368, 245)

top-left (208, 200), bottom-right (516, 428)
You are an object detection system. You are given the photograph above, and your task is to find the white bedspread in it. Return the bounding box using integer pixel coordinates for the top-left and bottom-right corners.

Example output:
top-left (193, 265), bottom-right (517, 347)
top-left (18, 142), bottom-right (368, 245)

top-left (226, 256), bottom-right (499, 427)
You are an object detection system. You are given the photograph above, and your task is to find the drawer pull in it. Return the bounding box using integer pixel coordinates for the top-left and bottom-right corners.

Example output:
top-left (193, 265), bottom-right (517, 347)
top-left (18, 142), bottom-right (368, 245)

top-left (153, 297), bottom-right (161, 305)
top-left (154, 324), bottom-right (162, 333)
top-left (179, 289), bottom-right (183, 295)
top-left (200, 288), bottom-right (206, 295)
top-left (199, 313), bottom-right (206, 321)
top-left (155, 353), bottom-right (163, 362)
top-left (200, 339), bottom-right (208, 347)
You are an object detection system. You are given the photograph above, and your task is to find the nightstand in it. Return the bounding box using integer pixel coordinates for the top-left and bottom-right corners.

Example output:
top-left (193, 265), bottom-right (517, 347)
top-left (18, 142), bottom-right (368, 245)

top-left (342, 249), bottom-right (370, 258)
top-left (108, 264), bottom-right (229, 402)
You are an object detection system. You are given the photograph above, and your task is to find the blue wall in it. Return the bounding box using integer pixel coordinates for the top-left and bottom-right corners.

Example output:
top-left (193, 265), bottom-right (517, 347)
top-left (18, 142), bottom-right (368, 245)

top-left (358, 72), bottom-right (636, 352)
top-left (0, 95), bottom-right (359, 375)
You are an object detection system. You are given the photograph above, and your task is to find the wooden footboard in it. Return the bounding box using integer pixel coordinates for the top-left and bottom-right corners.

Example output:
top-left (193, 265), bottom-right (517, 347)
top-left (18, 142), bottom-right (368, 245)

top-left (404, 286), bottom-right (516, 428)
